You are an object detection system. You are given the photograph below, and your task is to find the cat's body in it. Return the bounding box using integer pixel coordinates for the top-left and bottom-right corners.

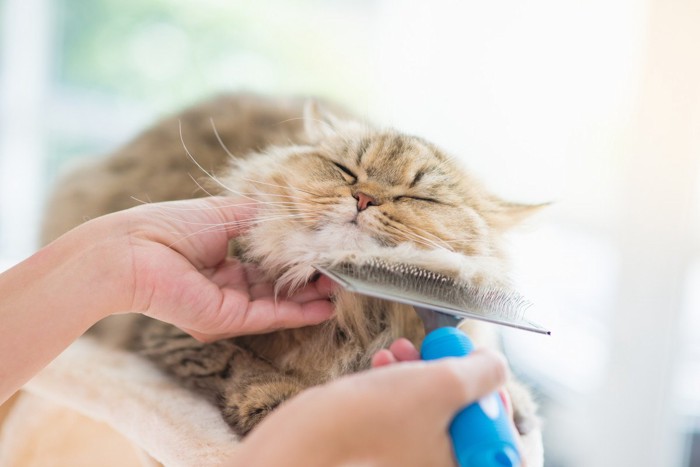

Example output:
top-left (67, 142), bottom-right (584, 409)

top-left (42, 93), bottom-right (540, 442)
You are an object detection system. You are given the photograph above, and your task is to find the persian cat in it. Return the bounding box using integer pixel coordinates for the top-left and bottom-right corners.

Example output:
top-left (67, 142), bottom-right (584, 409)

top-left (42, 94), bottom-right (541, 446)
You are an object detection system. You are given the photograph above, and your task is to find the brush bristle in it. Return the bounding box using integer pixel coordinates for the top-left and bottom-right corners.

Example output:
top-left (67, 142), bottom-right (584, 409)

top-left (332, 258), bottom-right (532, 322)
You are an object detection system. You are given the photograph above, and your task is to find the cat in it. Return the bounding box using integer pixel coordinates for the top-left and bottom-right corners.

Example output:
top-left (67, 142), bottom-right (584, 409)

top-left (41, 93), bottom-right (541, 443)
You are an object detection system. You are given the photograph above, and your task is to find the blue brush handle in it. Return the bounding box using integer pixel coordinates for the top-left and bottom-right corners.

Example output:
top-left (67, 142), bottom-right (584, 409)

top-left (421, 327), bottom-right (521, 467)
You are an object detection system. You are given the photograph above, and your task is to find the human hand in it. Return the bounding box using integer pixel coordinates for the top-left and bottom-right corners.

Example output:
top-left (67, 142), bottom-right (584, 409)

top-left (0, 196), bottom-right (335, 403)
top-left (230, 349), bottom-right (508, 467)
top-left (373, 338), bottom-right (527, 466)
top-left (84, 197), bottom-right (335, 341)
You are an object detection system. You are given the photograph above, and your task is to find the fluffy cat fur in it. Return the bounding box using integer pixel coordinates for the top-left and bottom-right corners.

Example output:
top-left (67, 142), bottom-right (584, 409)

top-left (41, 93), bottom-right (541, 440)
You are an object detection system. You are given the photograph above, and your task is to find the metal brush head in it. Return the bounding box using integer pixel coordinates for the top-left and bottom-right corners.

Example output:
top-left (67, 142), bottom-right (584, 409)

top-left (316, 259), bottom-right (550, 335)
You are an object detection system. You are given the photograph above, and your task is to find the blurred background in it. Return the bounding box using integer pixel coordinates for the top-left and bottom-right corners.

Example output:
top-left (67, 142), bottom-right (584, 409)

top-left (0, 0), bottom-right (698, 465)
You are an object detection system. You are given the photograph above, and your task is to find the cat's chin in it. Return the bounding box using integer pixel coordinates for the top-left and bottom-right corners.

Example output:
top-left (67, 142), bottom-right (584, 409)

top-left (243, 220), bottom-right (383, 293)
top-left (272, 243), bottom-right (509, 297)
top-left (271, 225), bottom-right (383, 292)
top-left (319, 222), bottom-right (380, 249)
top-left (246, 218), bottom-right (507, 294)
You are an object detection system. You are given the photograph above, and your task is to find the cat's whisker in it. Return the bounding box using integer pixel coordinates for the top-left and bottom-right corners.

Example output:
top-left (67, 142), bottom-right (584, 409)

top-left (238, 176), bottom-right (322, 198)
top-left (197, 183), bottom-right (312, 207)
top-left (131, 181), bottom-right (312, 216)
top-left (187, 173), bottom-right (220, 199)
top-left (408, 230), bottom-right (454, 252)
top-left (237, 193), bottom-right (307, 205)
top-left (228, 189), bottom-right (329, 207)
top-left (133, 193), bottom-right (302, 213)
top-left (177, 211), bottom-right (317, 228)
top-left (130, 194), bottom-right (291, 214)
top-left (165, 223), bottom-right (232, 248)
top-left (178, 120), bottom-right (250, 200)
top-left (163, 217), bottom-right (303, 247)
top-left (169, 201), bottom-right (266, 211)
top-left (164, 212), bottom-right (319, 247)
top-left (186, 169), bottom-right (288, 208)
top-left (242, 191), bottom-right (314, 202)
top-left (190, 175), bottom-right (317, 205)
top-left (408, 224), bottom-right (456, 252)
top-left (130, 195), bottom-right (151, 206)
top-left (209, 117), bottom-right (237, 160)
top-left (228, 212), bottom-right (318, 223)
top-left (131, 197), bottom-right (273, 212)
top-left (399, 231), bottom-right (443, 251)
top-left (374, 214), bottom-right (436, 246)
top-left (436, 238), bottom-right (478, 245)
top-left (378, 222), bottom-right (439, 251)
top-left (388, 220), bottom-right (454, 251)
top-left (147, 200), bottom-right (317, 226)
top-left (271, 116), bottom-right (310, 127)
top-left (379, 218), bottom-right (453, 252)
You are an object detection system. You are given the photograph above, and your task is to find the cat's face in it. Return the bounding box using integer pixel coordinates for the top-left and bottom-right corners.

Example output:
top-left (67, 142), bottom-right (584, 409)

top-left (275, 131), bottom-right (487, 253)
top-left (223, 105), bottom-right (538, 288)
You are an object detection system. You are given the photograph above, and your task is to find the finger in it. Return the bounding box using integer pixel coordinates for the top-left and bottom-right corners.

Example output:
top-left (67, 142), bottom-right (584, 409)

top-left (498, 389), bottom-right (527, 464)
top-left (208, 260), bottom-right (275, 298)
top-left (313, 275), bottom-right (339, 296)
top-left (336, 350), bottom-right (509, 428)
top-left (185, 298), bottom-right (336, 340)
top-left (239, 263), bottom-right (276, 298)
top-left (371, 349), bottom-right (398, 368)
top-left (499, 389), bottom-right (513, 418)
top-left (261, 299), bottom-right (335, 330)
top-left (511, 417), bottom-right (527, 467)
top-left (284, 278), bottom-right (337, 304)
top-left (207, 258), bottom-right (248, 290)
top-left (388, 338), bottom-right (421, 362)
top-left (219, 292), bottom-right (335, 336)
top-left (249, 282), bottom-right (275, 299)
top-left (421, 349), bottom-right (508, 412)
top-left (181, 327), bottom-right (221, 343)
top-left (241, 262), bottom-right (267, 285)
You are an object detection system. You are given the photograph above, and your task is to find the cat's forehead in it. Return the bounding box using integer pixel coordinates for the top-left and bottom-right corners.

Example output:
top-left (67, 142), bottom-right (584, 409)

top-left (346, 132), bottom-right (449, 184)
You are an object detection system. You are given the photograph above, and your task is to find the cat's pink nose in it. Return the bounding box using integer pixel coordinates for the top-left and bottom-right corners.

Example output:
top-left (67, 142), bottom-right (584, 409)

top-left (355, 192), bottom-right (378, 211)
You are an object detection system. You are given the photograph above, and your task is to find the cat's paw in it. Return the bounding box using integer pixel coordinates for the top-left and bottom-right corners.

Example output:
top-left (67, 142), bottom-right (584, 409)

top-left (504, 379), bottom-right (544, 467)
top-left (506, 378), bottom-right (541, 436)
top-left (221, 378), bottom-right (304, 437)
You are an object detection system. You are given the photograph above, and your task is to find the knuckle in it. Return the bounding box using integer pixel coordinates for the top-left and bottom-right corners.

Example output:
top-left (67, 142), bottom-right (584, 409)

top-left (477, 349), bottom-right (509, 384)
top-left (433, 350), bottom-right (510, 403)
top-left (435, 359), bottom-right (468, 391)
top-left (190, 331), bottom-right (218, 343)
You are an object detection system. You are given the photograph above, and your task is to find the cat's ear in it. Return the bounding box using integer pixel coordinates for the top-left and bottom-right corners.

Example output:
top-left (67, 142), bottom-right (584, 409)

top-left (303, 100), bottom-right (343, 142)
top-left (482, 197), bottom-right (550, 230)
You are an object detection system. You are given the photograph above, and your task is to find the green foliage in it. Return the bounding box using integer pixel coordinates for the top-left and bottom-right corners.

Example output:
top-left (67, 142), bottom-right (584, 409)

top-left (56, 0), bottom-right (372, 112)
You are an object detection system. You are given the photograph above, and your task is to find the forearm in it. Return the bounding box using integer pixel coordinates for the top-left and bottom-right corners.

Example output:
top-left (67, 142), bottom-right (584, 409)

top-left (0, 218), bottom-right (129, 403)
top-left (0, 196), bottom-right (335, 404)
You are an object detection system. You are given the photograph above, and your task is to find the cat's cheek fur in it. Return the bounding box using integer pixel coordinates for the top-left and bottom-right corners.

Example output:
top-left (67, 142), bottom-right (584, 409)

top-left (241, 222), bottom-right (384, 292)
top-left (242, 209), bottom-right (511, 293)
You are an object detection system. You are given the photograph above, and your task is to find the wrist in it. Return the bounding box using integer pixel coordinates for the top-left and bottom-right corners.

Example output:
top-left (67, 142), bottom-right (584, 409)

top-left (36, 214), bottom-right (135, 325)
top-left (0, 214), bottom-right (135, 401)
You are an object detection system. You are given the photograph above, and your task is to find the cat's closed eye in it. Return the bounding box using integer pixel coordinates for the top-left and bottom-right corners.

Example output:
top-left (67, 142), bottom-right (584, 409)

top-left (394, 195), bottom-right (441, 204)
top-left (332, 162), bottom-right (357, 183)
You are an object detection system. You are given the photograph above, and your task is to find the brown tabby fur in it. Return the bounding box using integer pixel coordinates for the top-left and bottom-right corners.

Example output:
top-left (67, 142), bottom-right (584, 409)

top-left (41, 93), bottom-right (540, 438)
